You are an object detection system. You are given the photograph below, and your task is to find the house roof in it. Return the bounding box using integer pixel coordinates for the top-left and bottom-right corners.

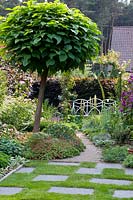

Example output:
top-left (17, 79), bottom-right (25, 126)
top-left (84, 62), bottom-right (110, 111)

top-left (111, 26), bottom-right (133, 71)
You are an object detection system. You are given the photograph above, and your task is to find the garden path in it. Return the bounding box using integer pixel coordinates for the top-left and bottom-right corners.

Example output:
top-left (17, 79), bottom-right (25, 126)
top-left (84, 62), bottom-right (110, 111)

top-left (53, 132), bottom-right (102, 163)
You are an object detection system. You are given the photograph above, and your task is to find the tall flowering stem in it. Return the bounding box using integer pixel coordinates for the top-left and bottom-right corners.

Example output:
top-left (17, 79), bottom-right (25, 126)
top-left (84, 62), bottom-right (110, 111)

top-left (120, 74), bottom-right (133, 125)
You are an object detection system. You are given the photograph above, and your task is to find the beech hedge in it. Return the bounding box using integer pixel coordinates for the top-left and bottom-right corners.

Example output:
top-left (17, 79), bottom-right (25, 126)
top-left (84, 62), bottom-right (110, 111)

top-left (29, 78), bottom-right (116, 106)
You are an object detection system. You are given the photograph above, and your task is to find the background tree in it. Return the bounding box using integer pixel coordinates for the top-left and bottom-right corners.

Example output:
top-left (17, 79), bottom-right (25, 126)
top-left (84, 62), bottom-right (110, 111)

top-left (62, 0), bottom-right (128, 53)
top-left (0, 0), bottom-right (132, 53)
top-left (115, 0), bottom-right (133, 26)
top-left (0, 0), bottom-right (21, 16)
top-left (0, 0), bottom-right (100, 132)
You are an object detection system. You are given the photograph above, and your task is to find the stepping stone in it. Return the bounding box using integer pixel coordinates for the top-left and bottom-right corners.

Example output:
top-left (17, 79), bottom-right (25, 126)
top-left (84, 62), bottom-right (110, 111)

top-left (76, 168), bottom-right (102, 175)
top-left (96, 163), bottom-right (123, 169)
top-left (0, 187), bottom-right (23, 195)
top-left (113, 190), bottom-right (133, 198)
top-left (16, 167), bottom-right (35, 173)
top-left (48, 162), bottom-right (80, 166)
top-left (90, 178), bottom-right (132, 185)
top-left (48, 187), bottom-right (94, 195)
top-left (125, 168), bottom-right (133, 175)
top-left (33, 175), bottom-right (68, 181)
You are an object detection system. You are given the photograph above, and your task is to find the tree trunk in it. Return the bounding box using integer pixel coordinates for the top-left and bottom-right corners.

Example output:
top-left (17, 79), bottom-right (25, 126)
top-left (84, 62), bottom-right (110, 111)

top-left (33, 68), bottom-right (48, 133)
top-left (108, 15), bottom-right (114, 50)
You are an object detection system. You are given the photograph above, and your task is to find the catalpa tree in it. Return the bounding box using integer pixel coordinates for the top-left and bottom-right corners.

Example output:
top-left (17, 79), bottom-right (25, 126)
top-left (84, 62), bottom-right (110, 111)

top-left (0, 0), bottom-right (100, 132)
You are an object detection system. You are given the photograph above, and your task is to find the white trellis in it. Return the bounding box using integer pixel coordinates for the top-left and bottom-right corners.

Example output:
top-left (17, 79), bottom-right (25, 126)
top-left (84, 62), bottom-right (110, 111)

top-left (71, 95), bottom-right (116, 116)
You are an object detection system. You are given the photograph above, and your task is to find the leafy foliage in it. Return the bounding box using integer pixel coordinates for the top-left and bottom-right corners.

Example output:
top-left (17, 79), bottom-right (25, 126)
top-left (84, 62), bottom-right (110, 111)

top-left (0, 151), bottom-right (10, 168)
top-left (0, 69), bottom-right (7, 106)
top-left (44, 123), bottom-right (85, 151)
top-left (0, 156), bottom-right (26, 179)
top-left (0, 137), bottom-right (23, 157)
top-left (92, 133), bottom-right (115, 147)
top-left (82, 106), bottom-right (131, 144)
top-left (30, 78), bottom-right (116, 105)
top-left (102, 146), bottom-right (128, 163)
top-left (0, 0), bottom-right (100, 132)
top-left (120, 74), bottom-right (133, 126)
top-left (0, 0), bottom-right (100, 74)
top-left (123, 154), bottom-right (133, 168)
top-left (24, 132), bottom-right (85, 160)
top-left (44, 123), bottom-right (75, 140)
top-left (0, 97), bottom-right (35, 131)
top-left (59, 72), bottom-right (77, 116)
top-left (41, 99), bottom-right (58, 120)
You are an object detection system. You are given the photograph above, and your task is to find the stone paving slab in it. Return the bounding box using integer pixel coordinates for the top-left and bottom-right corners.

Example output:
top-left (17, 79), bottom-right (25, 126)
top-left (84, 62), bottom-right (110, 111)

top-left (90, 178), bottom-right (132, 185)
top-left (48, 186), bottom-right (94, 195)
top-left (16, 167), bottom-right (35, 173)
top-left (96, 163), bottom-right (123, 169)
top-left (125, 168), bottom-right (133, 175)
top-left (76, 167), bottom-right (102, 175)
top-left (0, 187), bottom-right (23, 195)
top-left (113, 190), bottom-right (133, 198)
top-left (33, 175), bottom-right (69, 181)
top-left (48, 162), bottom-right (80, 166)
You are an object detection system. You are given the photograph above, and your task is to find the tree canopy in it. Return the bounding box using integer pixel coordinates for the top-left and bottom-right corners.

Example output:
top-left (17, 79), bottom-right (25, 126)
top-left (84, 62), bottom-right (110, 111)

top-left (0, 0), bottom-right (100, 132)
top-left (0, 0), bottom-right (100, 74)
top-left (0, 0), bottom-right (132, 54)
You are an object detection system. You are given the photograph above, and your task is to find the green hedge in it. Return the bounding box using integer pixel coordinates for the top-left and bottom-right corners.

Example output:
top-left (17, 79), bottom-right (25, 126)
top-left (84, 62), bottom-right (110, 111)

top-left (30, 78), bottom-right (116, 106)
top-left (74, 78), bottom-right (116, 99)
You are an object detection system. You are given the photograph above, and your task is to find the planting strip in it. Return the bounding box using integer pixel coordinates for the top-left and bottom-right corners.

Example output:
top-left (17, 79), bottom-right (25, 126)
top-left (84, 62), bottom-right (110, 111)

top-left (0, 164), bottom-right (23, 182)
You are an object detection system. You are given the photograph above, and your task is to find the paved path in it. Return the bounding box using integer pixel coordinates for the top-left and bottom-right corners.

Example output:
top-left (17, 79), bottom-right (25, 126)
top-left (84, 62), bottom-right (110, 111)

top-left (53, 132), bottom-right (102, 162)
top-left (0, 162), bottom-right (133, 198)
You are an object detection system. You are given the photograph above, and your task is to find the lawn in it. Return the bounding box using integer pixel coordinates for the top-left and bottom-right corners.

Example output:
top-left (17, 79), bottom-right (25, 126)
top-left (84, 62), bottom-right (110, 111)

top-left (0, 160), bottom-right (133, 200)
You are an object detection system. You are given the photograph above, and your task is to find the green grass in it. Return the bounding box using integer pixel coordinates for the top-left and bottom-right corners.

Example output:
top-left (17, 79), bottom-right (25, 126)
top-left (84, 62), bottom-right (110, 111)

top-left (0, 161), bottom-right (133, 200)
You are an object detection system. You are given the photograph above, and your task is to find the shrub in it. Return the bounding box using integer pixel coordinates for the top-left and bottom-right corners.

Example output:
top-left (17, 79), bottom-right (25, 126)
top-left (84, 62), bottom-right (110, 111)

top-left (74, 78), bottom-right (116, 100)
top-left (0, 152), bottom-right (10, 168)
top-left (24, 133), bottom-right (84, 160)
top-left (0, 137), bottom-right (23, 157)
top-left (85, 106), bottom-right (130, 144)
top-left (44, 123), bottom-right (75, 140)
top-left (92, 133), bottom-right (115, 147)
top-left (44, 123), bottom-right (85, 151)
top-left (82, 115), bottom-right (103, 136)
top-left (66, 115), bottom-right (83, 129)
top-left (102, 146), bottom-right (128, 163)
top-left (123, 155), bottom-right (133, 168)
top-left (0, 97), bottom-right (35, 131)
top-left (101, 106), bottom-right (131, 144)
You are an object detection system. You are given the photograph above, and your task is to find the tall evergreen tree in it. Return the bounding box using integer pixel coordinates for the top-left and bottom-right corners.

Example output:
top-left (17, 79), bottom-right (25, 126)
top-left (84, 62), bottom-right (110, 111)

top-left (115, 0), bottom-right (133, 25)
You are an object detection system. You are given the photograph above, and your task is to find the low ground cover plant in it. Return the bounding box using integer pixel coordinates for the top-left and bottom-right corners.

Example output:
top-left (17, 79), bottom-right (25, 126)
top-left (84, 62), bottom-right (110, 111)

top-left (24, 132), bottom-right (84, 160)
top-left (0, 156), bottom-right (26, 179)
top-left (102, 146), bottom-right (128, 163)
top-left (24, 123), bottom-right (85, 160)
top-left (0, 137), bottom-right (23, 157)
top-left (123, 154), bottom-right (133, 168)
top-left (92, 133), bottom-right (115, 147)
top-left (81, 107), bottom-right (132, 165)
top-left (82, 104), bottom-right (132, 144)
top-left (82, 115), bottom-right (103, 136)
